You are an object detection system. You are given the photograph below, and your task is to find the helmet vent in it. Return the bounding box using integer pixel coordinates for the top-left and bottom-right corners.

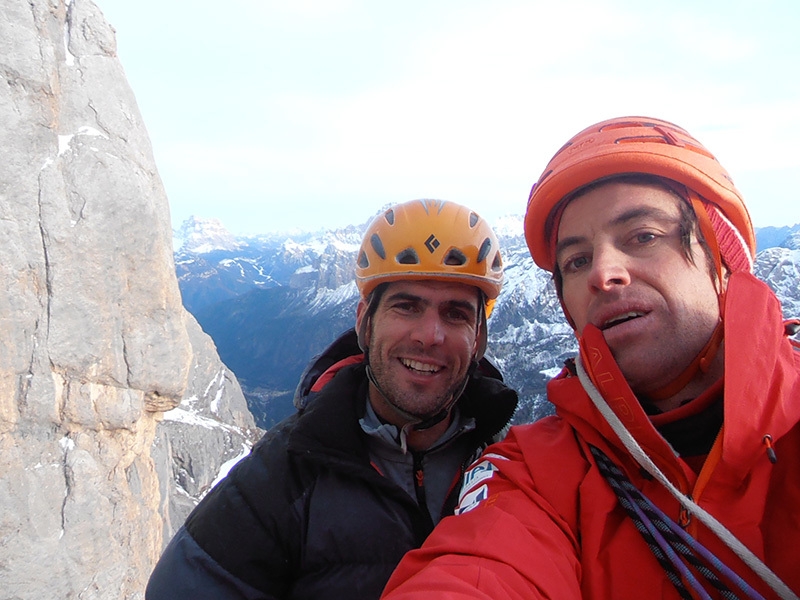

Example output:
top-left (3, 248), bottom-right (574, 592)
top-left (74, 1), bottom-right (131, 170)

top-left (444, 248), bottom-right (467, 266)
top-left (370, 233), bottom-right (386, 259)
top-left (477, 238), bottom-right (492, 263)
top-left (615, 134), bottom-right (669, 145)
top-left (601, 119), bottom-right (658, 132)
top-left (355, 199), bottom-right (504, 300)
top-left (396, 248), bottom-right (420, 265)
top-left (491, 252), bottom-right (502, 271)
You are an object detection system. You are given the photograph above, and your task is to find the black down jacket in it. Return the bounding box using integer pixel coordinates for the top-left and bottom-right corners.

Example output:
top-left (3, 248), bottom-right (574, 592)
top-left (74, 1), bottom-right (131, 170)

top-left (146, 329), bottom-right (518, 600)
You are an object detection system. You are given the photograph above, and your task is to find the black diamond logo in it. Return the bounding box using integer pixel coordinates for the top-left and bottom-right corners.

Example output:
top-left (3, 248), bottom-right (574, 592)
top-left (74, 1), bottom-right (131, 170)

top-left (424, 234), bottom-right (440, 253)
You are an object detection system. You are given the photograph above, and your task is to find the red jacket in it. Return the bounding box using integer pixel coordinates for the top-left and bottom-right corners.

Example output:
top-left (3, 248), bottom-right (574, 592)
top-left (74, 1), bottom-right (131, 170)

top-left (382, 272), bottom-right (800, 599)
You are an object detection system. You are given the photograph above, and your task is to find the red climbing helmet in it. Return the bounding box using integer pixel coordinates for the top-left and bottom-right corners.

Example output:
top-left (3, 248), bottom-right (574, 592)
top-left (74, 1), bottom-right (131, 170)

top-left (524, 116), bottom-right (756, 274)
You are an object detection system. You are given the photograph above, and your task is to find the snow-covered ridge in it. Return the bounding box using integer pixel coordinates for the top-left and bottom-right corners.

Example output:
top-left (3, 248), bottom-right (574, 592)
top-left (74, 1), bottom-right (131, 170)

top-left (174, 214), bottom-right (800, 427)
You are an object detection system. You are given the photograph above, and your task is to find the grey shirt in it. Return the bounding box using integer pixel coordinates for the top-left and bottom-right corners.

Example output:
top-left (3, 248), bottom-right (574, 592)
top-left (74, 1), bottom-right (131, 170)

top-left (359, 401), bottom-right (477, 525)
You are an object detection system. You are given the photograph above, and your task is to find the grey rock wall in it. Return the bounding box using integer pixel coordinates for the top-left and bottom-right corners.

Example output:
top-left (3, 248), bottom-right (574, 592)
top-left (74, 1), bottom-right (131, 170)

top-left (0, 1), bottom-right (258, 597)
top-left (151, 313), bottom-right (259, 545)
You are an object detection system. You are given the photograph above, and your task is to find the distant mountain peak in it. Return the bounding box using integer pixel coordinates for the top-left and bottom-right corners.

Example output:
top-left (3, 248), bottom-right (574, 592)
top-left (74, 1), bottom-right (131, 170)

top-left (175, 216), bottom-right (242, 253)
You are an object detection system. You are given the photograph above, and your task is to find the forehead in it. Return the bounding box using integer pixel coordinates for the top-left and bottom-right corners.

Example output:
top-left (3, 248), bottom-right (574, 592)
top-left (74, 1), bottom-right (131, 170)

top-left (557, 181), bottom-right (684, 239)
top-left (381, 279), bottom-right (480, 305)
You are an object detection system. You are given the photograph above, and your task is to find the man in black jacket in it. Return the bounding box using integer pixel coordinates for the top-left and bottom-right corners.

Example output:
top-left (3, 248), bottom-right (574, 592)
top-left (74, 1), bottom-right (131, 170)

top-left (145, 199), bottom-right (518, 599)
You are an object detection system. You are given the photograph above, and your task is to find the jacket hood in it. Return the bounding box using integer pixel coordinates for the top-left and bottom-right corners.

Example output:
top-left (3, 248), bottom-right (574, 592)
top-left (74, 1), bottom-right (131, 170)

top-left (293, 328), bottom-right (364, 411)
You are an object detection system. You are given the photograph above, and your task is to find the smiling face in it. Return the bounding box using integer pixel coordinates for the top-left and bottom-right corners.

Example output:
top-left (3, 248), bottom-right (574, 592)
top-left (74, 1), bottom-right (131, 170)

top-left (556, 180), bottom-right (722, 400)
top-left (356, 280), bottom-right (480, 426)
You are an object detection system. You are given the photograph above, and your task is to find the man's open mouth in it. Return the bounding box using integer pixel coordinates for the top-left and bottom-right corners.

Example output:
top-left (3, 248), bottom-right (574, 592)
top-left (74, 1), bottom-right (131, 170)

top-left (400, 358), bottom-right (441, 373)
top-left (601, 311), bottom-right (645, 330)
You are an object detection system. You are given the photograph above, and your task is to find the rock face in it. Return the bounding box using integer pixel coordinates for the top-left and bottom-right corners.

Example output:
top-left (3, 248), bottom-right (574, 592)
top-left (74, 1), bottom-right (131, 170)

top-left (150, 313), bottom-right (258, 544)
top-left (0, 1), bottom-right (257, 598)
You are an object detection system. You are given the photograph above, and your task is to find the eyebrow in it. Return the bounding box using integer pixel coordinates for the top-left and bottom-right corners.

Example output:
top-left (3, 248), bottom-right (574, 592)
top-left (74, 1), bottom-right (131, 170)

top-left (555, 205), bottom-right (678, 259)
top-left (445, 299), bottom-right (480, 318)
top-left (384, 291), bottom-right (426, 305)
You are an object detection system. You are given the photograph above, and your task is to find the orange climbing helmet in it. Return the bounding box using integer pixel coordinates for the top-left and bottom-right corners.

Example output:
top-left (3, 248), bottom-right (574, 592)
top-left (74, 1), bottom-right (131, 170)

top-left (356, 199), bottom-right (504, 305)
top-left (355, 200), bottom-right (505, 426)
top-left (524, 116), bottom-right (756, 274)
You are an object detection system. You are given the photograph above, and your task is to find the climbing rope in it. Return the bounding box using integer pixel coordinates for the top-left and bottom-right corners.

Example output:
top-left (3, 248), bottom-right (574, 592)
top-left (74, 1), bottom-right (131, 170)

top-left (576, 355), bottom-right (799, 600)
top-left (590, 444), bottom-right (764, 600)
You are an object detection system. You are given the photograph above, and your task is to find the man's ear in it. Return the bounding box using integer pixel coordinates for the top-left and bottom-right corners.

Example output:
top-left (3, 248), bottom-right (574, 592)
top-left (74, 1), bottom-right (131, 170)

top-left (355, 298), bottom-right (371, 348)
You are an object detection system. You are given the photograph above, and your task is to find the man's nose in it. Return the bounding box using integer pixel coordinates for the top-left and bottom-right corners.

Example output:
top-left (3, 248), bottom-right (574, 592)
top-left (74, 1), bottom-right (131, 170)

top-left (411, 310), bottom-right (446, 346)
top-left (587, 246), bottom-right (631, 292)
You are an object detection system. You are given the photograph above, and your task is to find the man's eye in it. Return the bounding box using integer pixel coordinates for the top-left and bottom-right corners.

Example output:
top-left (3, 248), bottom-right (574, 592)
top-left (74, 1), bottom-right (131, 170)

top-left (393, 302), bottom-right (416, 312)
top-left (635, 232), bottom-right (657, 244)
top-left (447, 309), bottom-right (469, 321)
top-left (562, 255), bottom-right (589, 272)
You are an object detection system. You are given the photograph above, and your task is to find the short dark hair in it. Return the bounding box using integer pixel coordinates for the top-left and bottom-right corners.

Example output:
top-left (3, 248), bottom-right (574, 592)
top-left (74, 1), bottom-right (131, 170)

top-left (364, 282), bottom-right (390, 322)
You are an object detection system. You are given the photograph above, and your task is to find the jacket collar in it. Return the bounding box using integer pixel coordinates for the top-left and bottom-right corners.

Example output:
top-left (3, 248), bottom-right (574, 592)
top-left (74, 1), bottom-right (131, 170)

top-left (287, 343), bottom-right (517, 465)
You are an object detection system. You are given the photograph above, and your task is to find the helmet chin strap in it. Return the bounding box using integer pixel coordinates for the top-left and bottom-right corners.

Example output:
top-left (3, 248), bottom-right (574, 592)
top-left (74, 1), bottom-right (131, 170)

top-left (643, 319), bottom-right (724, 402)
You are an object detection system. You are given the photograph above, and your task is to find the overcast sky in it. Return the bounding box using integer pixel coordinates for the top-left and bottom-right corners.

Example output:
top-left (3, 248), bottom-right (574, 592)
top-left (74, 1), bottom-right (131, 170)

top-left (98, 0), bottom-right (800, 235)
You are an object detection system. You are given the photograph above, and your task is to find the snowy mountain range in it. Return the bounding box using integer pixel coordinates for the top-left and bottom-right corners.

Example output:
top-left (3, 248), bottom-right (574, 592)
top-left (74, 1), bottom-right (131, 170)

top-left (174, 216), bottom-right (800, 429)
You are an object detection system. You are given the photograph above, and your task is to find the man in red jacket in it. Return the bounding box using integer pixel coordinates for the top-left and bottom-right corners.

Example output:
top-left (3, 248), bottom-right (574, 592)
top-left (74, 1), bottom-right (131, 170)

top-left (381, 117), bottom-right (800, 599)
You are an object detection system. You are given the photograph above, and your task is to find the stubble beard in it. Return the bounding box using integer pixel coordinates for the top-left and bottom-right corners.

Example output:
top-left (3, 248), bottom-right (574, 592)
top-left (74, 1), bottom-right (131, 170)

top-left (369, 356), bottom-right (463, 420)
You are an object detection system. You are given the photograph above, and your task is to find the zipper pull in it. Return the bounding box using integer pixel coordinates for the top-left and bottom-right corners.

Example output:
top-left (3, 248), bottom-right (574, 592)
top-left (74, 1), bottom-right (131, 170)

top-left (762, 435), bottom-right (778, 464)
top-left (679, 506), bottom-right (692, 528)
